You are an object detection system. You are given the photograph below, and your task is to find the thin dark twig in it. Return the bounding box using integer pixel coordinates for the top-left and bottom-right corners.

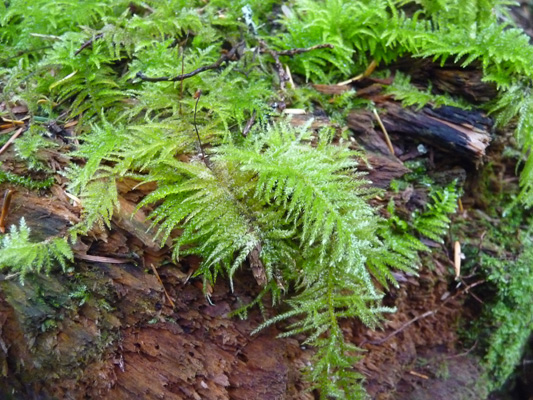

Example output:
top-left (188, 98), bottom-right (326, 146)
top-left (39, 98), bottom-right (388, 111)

top-left (137, 41), bottom-right (244, 82)
top-left (458, 277), bottom-right (484, 304)
top-left (193, 90), bottom-right (206, 163)
top-left (446, 340), bottom-right (478, 359)
top-left (275, 43), bottom-right (334, 56)
top-left (242, 110), bottom-right (257, 137)
top-left (258, 40), bottom-right (289, 93)
top-left (75, 33), bottom-right (104, 56)
top-left (360, 279), bottom-right (485, 347)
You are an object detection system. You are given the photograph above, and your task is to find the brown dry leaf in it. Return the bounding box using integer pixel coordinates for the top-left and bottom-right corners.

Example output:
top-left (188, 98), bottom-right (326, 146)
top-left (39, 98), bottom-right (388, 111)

top-left (64, 120), bottom-right (78, 128)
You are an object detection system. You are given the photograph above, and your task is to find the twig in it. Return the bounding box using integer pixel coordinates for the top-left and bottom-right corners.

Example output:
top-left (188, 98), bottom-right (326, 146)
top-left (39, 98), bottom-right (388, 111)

top-left (75, 33), bottom-right (104, 56)
top-left (275, 43), bottom-right (334, 56)
top-left (0, 189), bottom-right (14, 233)
top-left (193, 90), bottom-right (207, 164)
top-left (360, 279), bottom-right (485, 346)
top-left (446, 340), bottom-right (478, 359)
top-left (372, 108), bottom-right (395, 156)
top-left (150, 264), bottom-right (176, 308)
top-left (137, 41), bottom-right (244, 82)
top-left (338, 59), bottom-right (378, 86)
top-left (0, 127), bottom-right (24, 157)
top-left (179, 32), bottom-right (190, 115)
top-left (458, 277), bottom-right (484, 304)
top-left (1, 118), bottom-right (25, 126)
top-left (136, 40), bottom-right (333, 89)
top-left (368, 310), bottom-right (436, 347)
top-left (258, 40), bottom-right (290, 93)
top-left (242, 110), bottom-right (257, 137)
top-left (409, 370), bottom-right (429, 379)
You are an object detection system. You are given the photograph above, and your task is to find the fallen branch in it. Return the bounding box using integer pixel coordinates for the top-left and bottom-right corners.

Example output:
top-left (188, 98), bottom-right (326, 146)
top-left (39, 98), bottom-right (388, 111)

top-left (136, 41), bottom-right (244, 82)
top-left (360, 279), bottom-right (485, 346)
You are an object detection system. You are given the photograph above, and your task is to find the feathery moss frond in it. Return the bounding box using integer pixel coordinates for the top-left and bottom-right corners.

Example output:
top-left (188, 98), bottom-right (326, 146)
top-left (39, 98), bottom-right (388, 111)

top-left (413, 182), bottom-right (458, 242)
top-left (0, 218), bottom-right (73, 284)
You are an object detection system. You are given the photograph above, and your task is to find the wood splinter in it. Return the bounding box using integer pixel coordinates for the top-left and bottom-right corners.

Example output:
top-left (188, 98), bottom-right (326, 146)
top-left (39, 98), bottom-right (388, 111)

top-left (0, 127), bottom-right (24, 157)
top-left (338, 59), bottom-right (377, 86)
top-left (372, 108), bottom-right (395, 156)
top-left (0, 189), bottom-right (14, 234)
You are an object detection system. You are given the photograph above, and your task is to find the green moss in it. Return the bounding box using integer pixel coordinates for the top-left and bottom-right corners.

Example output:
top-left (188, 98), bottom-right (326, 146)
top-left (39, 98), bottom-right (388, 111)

top-left (455, 161), bottom-right (533, 391)
top-left (0, 166), bottom-right (54, 190)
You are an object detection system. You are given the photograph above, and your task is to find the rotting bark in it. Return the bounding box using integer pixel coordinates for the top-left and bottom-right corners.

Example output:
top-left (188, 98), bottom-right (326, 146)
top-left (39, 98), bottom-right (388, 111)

top-left (379, 103), bottom-right (491, 159)
top-left (0, 177), bottom-right (315, 400)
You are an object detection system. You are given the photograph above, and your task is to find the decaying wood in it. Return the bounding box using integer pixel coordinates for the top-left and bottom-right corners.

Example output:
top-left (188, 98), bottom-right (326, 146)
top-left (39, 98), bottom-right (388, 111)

top-left (0, 190), bottom-right (14, 234)
top-left (431, 69), bottom-right (498, 103)
top-left (0, 61), bottom-right (501, 400)
top-left (347, 111), bottom-right (410, 188)
top-left (348, 102), bottom-right (491, 160)
top-left (249, 243), bottom-right (267, 287)
top-left (390, 58), bottom-right (498, 103)
top-left (312, 84), bottom-right (352, 95)
top-left (381, 103), bottom-right (491, 158)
